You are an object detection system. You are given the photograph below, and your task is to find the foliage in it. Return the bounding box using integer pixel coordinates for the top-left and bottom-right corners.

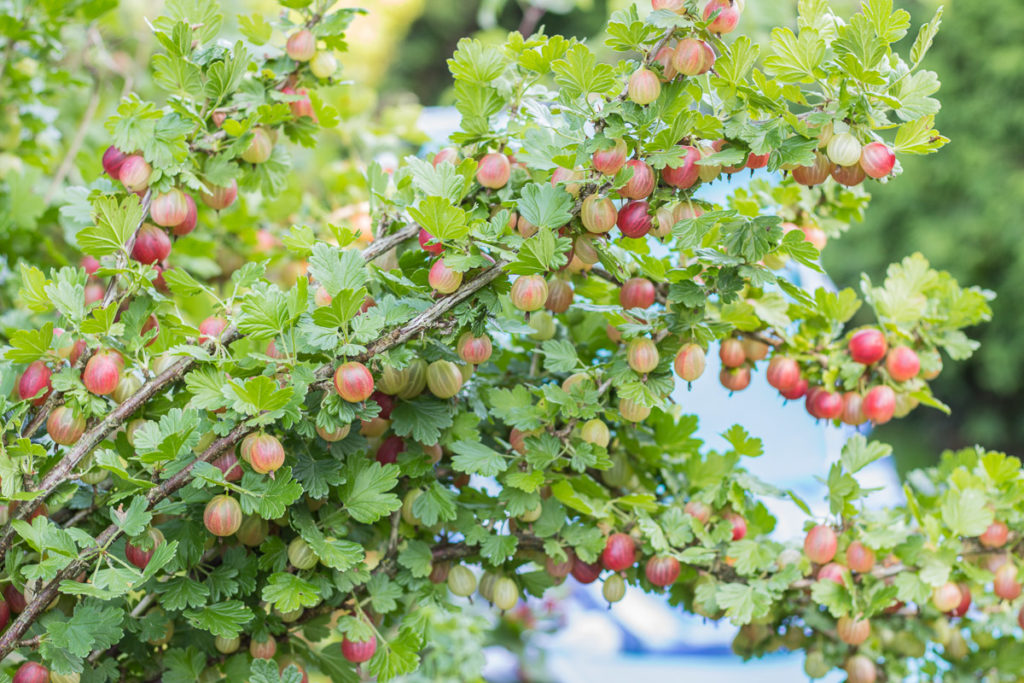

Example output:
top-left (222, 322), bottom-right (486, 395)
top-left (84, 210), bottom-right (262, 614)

top-left (0, 1), bottom-right (1010, 682)
top-left (823, 0), bottom-right (1024, 469)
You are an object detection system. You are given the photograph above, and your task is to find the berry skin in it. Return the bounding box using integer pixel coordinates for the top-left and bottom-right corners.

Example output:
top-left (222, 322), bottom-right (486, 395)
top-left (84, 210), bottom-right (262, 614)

top-left (725, 512), bottom-right (747, 540)
top-left (837, 615), bottom-right (871, 646)
top-left (341, 635), bottom-right (377, 664)
top-left (150, 188), bottom-right (189, 228)
top-left (661, 145), bottom-right (701, 189)
top-left (620, 277), bottom-right (656, 310)
top-left (428, 258), bottom-right (463, 294)
top-left (791, 152), bottom-right (834, 186)
top-left (242, 127), bottom-right (273, 164)
top-left (125, 527), bottom-right (164, 570)
top-left (18, 360), bottom-right (52, 405)
top-left (674, 343), bottom-right (706, 382)
top-left (645, 556), bottom-right (681, 587)
top-left (672, 38), bottom-right (714, 76)
top-left (844, 655), bottom-right (877, 683)
top-left (171, 193), bottom-right (197, 236)
top-left (310, 51), bottom-right (338, 79)
top-left (860, 142), bottom-right (896, 179)
top-left (779, 377), bottom-right (808, 401)
top-left (617, 200), bottom-right (652, 239)
top-left (119, 155), bottom-right (151, 192)
top-left (581, 194), bottom-right (617, 234)
top-left (248, 433), bottom-right (285, 474)
top-left (817, 562), bottom-right (846, 585)
top-left (808, 388), bottom-right (842, 420)
top-left (571, 557), bottom-right (602, 584)
top-left (102, 146), bottom-right (128, 178)
top-left (426, 360), bottom-right (464, 399)
top-left (212, 451), bottom-right (243, 482)
top-left (592, 138), bottom-right (627, 176)
top-left (204, 494), bottom-right (242, 536)
top-left (845, 541), bottom-right (876, 573)
top-left (131, 224), bottom-right (171, 265)
top-left (862, 385), bottom-right (896, 424)
top-left (848, 328), bottom-right (888, 365)
top-left (980, 520), bottom-right (1009, 549)
top-left (200, 179), bottom-right (238, 210)
top-left (198, 316), bottom-right (228, 344)
top-left (418, 228), bottom-right (444, 254)
top-left (886, 345), bottom-right (921, 382)
top-left (803, 524), bottom-right (837, 564)
top-left (931, 582), bottom-right (962, 612)
top-left (703, 0), bottom-right (741, 33)
top-left (627, 68), bottom-right (661, 105)
top-left (620, 159), bottom-right (656, 199)
top-left (719, 338), bottom-right (746, 368)
top-left (545, 278), bottom-right (574, 313)
top-left (719, 366), bottom-right (751, 392)
top-left (457, 332), bottom-right (493, 365)
top-left (13, 662), bottom-right (49, 683)
top-left (47, 406), bottom-right (86, 445)
top-left (333, 362), bottom-right (374, 403)
top-left (765, 356), bottom-right (800, 392)
top-left (685, 500), bottom-right (711, 524)
top-left (83, 351), bottom-right (121, 396)
top-left (601, 533), bottom-right (636, 571)
top-left (510, 275), bottom-right (549, 312)
top-left (286, 29), bottom-right (316, 62)
top-left (476, 152), bottom-right (511, 189)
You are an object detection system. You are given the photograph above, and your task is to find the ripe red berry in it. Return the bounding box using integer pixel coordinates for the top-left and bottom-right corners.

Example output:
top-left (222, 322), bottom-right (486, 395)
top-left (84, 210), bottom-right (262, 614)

top-left (131, 224), bottom-right (171, 265)
top-left (837, 615), bottom-right (871, 646)
top-left (457, 332), bottom-right (493, 365)
top-left (860, 142), bottom-right (896, 179)
top-left (286, 29), bottom-right (316, 61)
top-left (620, 159), bottom-right (656, 199)
top-left (746, 151), bottom-right (770, 169)
top-left (334, 361), bottom-right (374, 403)
top-left (862, 385), bottom-right (896, 424)
top-left (200, 179), bottom-right (238, 210)
top-left (510, 275), bottom-right (549, 312)
top-left (719, 366), bottom-right (751, 392)
top-left (652, 0), bottom-right (685, 10)
top-left (791, 152), bottom-right (834, 187)
top-left (102, 146), bottom-right (129, 178)
top-left (803, 524), bottom-right (837, 564)
top-left (376, 435), bottom-right (406, 464)
top-left (341, 635), bottom-right (377, 664)
top-left (808, 388), bottom-right (842, 420)
top-left (12, 662), bottom-right (49, 683)
top-left (150, 188), bottom-right (189, 228)
top-left (126, 527), bottom-right (165, 570)
top-left (17, 360), bottom-right (52, 405)
top-left (661, 145), bottom-right (700, 189)
top-left (995, 563), bottom-right (1022, 600)
top-left (250, 635), bottom-right (277, 659)
top-left (620, 277), bottom-right (656, 310)
top-left (627, 68), bottom-right (661, 106)
top-left (672, 38), bottom-right (714, 76)
top-left (684, 500), bottom-right (711, 525)
top-left (617, 200), bottom-right (652, 239)
top-left (212, 451), bottom-right (243, 482)
top-left (980, 520), bottom-right (1009, 549)
top-left (719, 338), bottom-right (746, 368)
top-left (845, 541), bottom-right (876, 573)
top-left (428, 258), bottom-right (463, 294)
top-left (248, 433), bottom-right (286, 474)
top-left (931, 582), bottom-right (962, 612)
top-left (592, 138), bottom-right (627, 176)
top-left (281, 86), bottom-right (315, 119)
top-left (47, 406), bottom-right (86, 445)
top-left (546, 550), bottom-right (575, 580)
top-left (476, 152), bottom-right (511, 189)
top-left (832, 163), bottom-right (867, 187)
top-left (83, 350), bottom-right (121, 396)
top-left (725, 512), bottom-right (746, 540)
top-left (626, 337), bottom-right (660, 374)
top-left (198, 316), bottom-right (228, 344)
top-left (0, 597), bottom-right (8, 631)
top-left (703, 0), bottom-right (741, 33)
top-left (418, 228), bottom-right (444, 254)
top-left (817, 562), bottom-right (846, 585)
top-left (433, 147), bottom-right (459, 167)
top-left (840, 392), bottom-right (867, 426)
top-left (948, 583), bottom-right (971, 617)
top-left (204, 494), bottom-right (242, 536)
top-left (845, 655), bottom-right (876, 683)
top-left (779, 376), bottom-right (808, 401)
top-left (4, 584), bottom-right (26, 613)
top-left (581, 194), bottom-right (617, 234)
top-left (886, 345), bottom-right (920, 382)
top-left (645, 555), bottom-right (681, 587)
top-left (571, 557), bottom-right (602, 584)
top-left (601, 533), bottom-right (636, 571)
top-left (765, 356), bottom-right (800, 392)
top-left (545, 278), bottom-right (574, 313)
top-left (119, 155), bottom-right (152, 192)
top-left (242, 127), bottom-right (273, 164)
top-left (674, 343), bottom-right (706, 383)
top-left (171, 193), bottom-right (198, 236)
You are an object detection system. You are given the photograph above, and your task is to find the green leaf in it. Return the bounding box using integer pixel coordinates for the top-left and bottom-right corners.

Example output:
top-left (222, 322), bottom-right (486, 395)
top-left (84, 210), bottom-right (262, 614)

top-left (540, 339), bottom-right (578, 373)
top-left (78, 195), bottom-right (145, 257)
top-left (238, 13), bottom-right (272, 44)
top-left (551, 43), bottom-right (618, 100)
top-left (764, 27), bottom-right (825, 83)
top-left (109, 496), bottom-right (152, 538)
top-left (225, 375), bottom-right (293, 416)
top-left (450, 441), bottom-right (508, 477)
top-left (940, 488), bottom-right (993, 538)
top-left (308, 243), bottom-right (367, 296)
top-left (5, 323), bottom-right (54, 363)
top-left (239, 468), bottom-right (304, 519)
top-left (397, 540), bottom-right (433, 578)
top-left (407, 196), bottom-right (468, 241)
top-left (183, 600), bottom-right (253, 638)
top-left (910, 6), bottom-right (943, 67)
top-left (43, 602), bottom-right (124, 658)
top-left (339, 460), bottom-right (401, 523)
top-left (840, 434), bottom-right (892, 474)
top-left (517, 183), bottom-right (573, 231)
top-left (158, 576), bottom-right (210, 611)
top-left (447, 38), bottom-right (507, 85)
top-left (390, 399), bottom-right (452, 445)
top-left (410, 482), bottom-right (458, 526)
top-left (261, 573), bottom-right (322, 613)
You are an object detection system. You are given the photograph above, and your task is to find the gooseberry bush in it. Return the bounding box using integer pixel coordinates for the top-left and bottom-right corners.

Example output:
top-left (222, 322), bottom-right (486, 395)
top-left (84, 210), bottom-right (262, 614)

top-left (0, 0), bottom-right (1013, 681)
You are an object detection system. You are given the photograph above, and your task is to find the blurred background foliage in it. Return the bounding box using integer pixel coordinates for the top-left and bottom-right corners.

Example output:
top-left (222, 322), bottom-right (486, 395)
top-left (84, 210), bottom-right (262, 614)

top-left (1, 0), bottom-right (1020, 473)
